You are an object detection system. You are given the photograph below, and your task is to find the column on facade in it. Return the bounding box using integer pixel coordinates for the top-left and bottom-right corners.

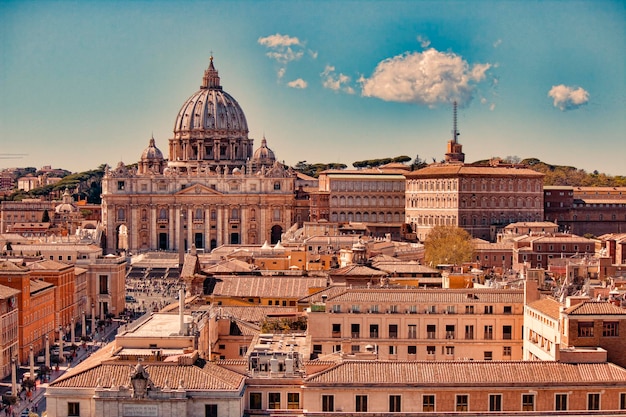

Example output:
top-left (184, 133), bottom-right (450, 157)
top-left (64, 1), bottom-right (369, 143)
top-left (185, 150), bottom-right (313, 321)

top-left (106, 204), bottom-right (116, 253)
top-left (197, 139), bottom-right (204, 160)
top-left (240, 205), bottom-right (247, 245)
top-left (187, 206), bottom-right (193, 249)
top-left (174, 206), bottom-right (181, 252)
top-left (169, 206), bottom-right (176, 251)
top-left (130, 204), bottom-right (138, 251)
top-left (150, 206), bottom-right (157, 250)
top-left (214, 139), bottom-right (220, 162)
top-left (259, 204), bottom-right (267, 243)
top-left (216, 205), bottom-right (223, 246)
top-left (204, 206), bottom-right (211, 249)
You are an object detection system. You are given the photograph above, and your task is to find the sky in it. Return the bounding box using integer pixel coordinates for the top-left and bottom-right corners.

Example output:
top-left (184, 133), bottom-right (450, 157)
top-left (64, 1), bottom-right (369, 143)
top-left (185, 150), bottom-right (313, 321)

top-left (1, 0), bottom-right (624, 175)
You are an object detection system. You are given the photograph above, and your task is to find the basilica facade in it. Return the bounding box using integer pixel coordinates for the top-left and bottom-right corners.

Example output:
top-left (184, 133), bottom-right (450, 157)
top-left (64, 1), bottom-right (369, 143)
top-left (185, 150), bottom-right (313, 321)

top-left (101, 58), bottom-right (296, 254)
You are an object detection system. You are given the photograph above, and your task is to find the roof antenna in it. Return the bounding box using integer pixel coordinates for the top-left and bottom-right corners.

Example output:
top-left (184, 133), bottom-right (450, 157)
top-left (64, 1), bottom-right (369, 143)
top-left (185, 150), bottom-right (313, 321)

top-left (452, 101), bottom-right (459, 143)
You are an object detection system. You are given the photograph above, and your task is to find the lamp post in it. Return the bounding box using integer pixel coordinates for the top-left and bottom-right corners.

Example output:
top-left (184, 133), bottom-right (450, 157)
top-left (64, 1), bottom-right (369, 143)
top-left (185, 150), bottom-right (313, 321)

top-left (11, 356), bottom-right (17, 395)
top-left (81, 310), bottom-right (86, 338)
top-left (29, 346), bottom-right (35, 380)
top-left (58, 325), bottom-right (64, 364)
top-left (91, 303), bottom-right (96, 338)
top-left (45, 334), bottom-right (50, 369)
top-left (71, 316), bottom-right (76, 344)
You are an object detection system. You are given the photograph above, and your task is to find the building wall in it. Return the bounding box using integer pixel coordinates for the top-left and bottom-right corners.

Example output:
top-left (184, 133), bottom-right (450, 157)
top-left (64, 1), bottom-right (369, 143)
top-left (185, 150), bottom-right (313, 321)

top-left (85, 256), bottom-right (127, 320)
top-left (0, 296), bottom-right (19, 378)
top-left (307, 289), bottom-right (524, 361)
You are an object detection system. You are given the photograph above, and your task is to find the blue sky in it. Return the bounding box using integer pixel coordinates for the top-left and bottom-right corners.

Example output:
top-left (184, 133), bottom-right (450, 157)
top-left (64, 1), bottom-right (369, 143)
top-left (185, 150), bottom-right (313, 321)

top-left (1, 0), bottom-right (624, 175)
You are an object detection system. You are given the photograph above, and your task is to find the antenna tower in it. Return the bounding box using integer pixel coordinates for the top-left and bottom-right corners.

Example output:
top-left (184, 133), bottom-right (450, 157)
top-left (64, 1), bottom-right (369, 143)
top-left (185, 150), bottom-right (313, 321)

top-left (452, 101), bottom-right (458, 143)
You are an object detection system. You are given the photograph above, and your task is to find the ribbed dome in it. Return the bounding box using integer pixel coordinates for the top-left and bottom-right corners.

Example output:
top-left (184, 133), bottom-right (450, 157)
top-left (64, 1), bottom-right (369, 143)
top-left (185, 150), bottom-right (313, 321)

top-left (252, 137), bottom-right (276, 165)
top-left (141, 137), bottom-right (164, 161)
top-left (173, 57), bottom-right (248, 135)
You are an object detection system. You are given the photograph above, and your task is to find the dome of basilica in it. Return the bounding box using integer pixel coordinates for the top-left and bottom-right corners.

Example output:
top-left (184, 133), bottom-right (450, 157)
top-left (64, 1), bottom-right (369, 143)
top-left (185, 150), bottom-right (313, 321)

top-left (173, 56), bottom-right (248, 136)
top-left (252, 137), bottom-right (276, 166)
top-left (141, 137), bottom-right (164, 161)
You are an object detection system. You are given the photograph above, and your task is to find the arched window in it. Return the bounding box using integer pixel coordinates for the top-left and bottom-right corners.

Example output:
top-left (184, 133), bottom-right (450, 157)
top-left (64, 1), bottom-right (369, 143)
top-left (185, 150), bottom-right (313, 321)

top-left (159, 208), bottom-right (167, 219)
top-left (195, 208), bottom-right (203, 220)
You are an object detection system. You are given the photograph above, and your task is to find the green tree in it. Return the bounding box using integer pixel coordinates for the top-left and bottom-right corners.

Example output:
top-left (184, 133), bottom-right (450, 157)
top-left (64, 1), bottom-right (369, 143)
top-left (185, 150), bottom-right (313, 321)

top-left (41, 209), bottom-right (50, 223)
top-left (424, 226), bottom-right (474, 267)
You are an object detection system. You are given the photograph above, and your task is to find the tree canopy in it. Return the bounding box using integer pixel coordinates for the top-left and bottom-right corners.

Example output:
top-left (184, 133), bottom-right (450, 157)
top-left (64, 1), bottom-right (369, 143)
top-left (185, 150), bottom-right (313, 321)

top-left (423, 226), bottom-right (474, 267)
top-left (292, 161), bottom-right (347, 178)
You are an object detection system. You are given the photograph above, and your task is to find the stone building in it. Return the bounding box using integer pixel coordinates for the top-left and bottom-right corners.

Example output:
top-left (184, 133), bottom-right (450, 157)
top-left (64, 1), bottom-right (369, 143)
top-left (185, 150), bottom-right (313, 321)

top-left (0, 283), bottom-right (20, 378)
top-left (544, 185), bottom-right (626, 236)
top-left (101, 57), bottom-right (297, 254)
top-left (405, 131), bottom-right (544, 242)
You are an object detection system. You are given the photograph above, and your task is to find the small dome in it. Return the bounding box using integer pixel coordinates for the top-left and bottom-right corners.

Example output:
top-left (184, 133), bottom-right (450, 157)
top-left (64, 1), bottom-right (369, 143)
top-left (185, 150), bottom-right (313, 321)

top-left (252, 137), bottom-right (276, 165)
top-left (55, 189), bottom-right (76, 214)
top-left (141, 137), bottom-right (164, 161)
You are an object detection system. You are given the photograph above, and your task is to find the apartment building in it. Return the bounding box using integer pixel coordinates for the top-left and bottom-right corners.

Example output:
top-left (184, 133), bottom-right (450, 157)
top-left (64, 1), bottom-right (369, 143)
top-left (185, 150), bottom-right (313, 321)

top-left (304, 287), bottom-right (525, 361)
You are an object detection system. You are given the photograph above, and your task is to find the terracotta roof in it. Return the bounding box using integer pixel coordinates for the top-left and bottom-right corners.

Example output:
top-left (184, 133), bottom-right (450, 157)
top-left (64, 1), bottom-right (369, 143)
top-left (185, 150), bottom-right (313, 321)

top-left (305, 360), bottom-right (626, 386)
top-left (564, 300), bottom-right (626, 315)
top-left (527, 297), bottom-right (561, 319)
top-left (51, 361), bottom-right (245, 391)
top-left (210, 276), bottom-right (326, 298)
top-left (372, 261), bottom-right (439, 275)
top-left (331, 264), bottom-right (387, 277)
top-left (204, 258), bottom-right (257, 274)
top-left (0, 283), bottom-right (20, 298)
top-left (217, 306), bottom-right (298, 324)
top-left (405, 164), bottom-right (544, 179)
top-left (0, 261), bottom-right (27, 272)
top-left (29, 279), bottom-right (54, 293)
top-left (324, 288), bottom-right (523, 304)
top-left (27, 259), bottom-right (72, 271)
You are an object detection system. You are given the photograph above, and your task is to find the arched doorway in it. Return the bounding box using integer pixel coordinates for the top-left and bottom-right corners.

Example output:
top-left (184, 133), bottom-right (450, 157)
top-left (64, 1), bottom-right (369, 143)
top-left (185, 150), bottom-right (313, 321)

top-left (270, 225), bottom-right (283, 244)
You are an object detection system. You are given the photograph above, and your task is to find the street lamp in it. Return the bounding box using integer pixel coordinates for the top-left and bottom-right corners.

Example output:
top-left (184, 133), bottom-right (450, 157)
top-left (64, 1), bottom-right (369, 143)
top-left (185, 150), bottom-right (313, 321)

top-left (91, 303), bottom-right (96, 338)
top-left (58, 325), bottom-right (64, 364)
top-left (44, 334), bottom-right (50, 369)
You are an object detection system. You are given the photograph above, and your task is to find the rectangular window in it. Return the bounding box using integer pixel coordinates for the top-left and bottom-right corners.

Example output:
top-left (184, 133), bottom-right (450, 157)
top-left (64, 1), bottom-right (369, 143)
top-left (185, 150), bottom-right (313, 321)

top-left (427, 346), bottom-right (435, 355)
top-left (578, 322), bottom-right (594, 337)
top-left (408, 345), bottom-right (417, 355)
top-left (389, 345), bottom-right (397, 355)
top-left (620, 393), bottom-right (626, 410)
top-left (389, 324), bottom-right (398, 338)
top-left (287, 393), bottom-right (300, 409)
top-left (503, 325), bottom-right (512, 340)
top-left (332, 323), bottom-right (341, 337)
top-left (503, 346), bottom-right (511, 356)
top-left (522, 394), bottom-right (535, 411)
top-left (205, 404), bottom-right (218, 417)
top-left (408, 324), bottom-right (417, 339)
top-left (427, 324), bottom-right (436, 339)
top-left (504, 305), bottom-right (512, 314)
top-left (351, 323), bottom-right (360, 338)
top-left (484, 351), bottom-right (493, 361)
top-left (555, 394), bottom-right (568, 411)
top-left (68, 402), bottom-right (80, 416)
top-left (465, 305), bottom-right (474, 314)
top-left (588, 393), bottom-right (600, 410)
top-left (389, 395), bottom-right (401, 412)
top-left (484, 325), bottom-right (493, 340)
top-left (99, 275), bottom-right (108, 294)
top-left (117, 181), bottom-right (125, 190)
top-left (423, 394), bottom-right (435, 412)
top-left (489, 394), bottom-right (502, 411)
top-left (456, 394), bottom-right (468, 411)
top-left (268, 392), bottom-right (281, 409)
top-left (465, 325), bottom-right (474, 340)
top-left (603, 321), bottom-right (619, 337)
top-left (356, 395), bottom-right (368, 412)
top-left (351, 345), bottom-right (360, 353)
top-left (249, 392), bottom-right (262, 410)
top-left (445, 346), bottom-right (454, 355)
top-left (370, 324), bottom-right (379, 338)
top-left (446, 324), bottom-right (455, 339)
top-left (484, 305), bottom-right (493, 314)
top-left (322, 395), bottom-right (334, 412)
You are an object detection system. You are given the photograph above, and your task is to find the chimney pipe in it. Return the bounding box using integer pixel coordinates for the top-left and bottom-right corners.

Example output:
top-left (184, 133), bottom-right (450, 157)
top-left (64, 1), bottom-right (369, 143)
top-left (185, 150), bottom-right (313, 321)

top-left (179, 288), bottom-right (185, 335)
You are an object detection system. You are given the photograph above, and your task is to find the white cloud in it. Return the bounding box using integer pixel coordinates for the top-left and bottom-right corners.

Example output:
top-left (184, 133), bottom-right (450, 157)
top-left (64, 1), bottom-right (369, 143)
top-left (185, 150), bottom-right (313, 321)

top-left (287, 78), bottom-right (308, 89)
top-left (489, 103), bottom-right (496, 111)
top-left (360, 48), bottom-right (492, 107)
top-left (258, 33), bottom-right (301, 48)
top-left (309, 50), bottom-right (318, 59)
top-left (277, 68), bottom-right (286, 80)
top-left (321, 65), bottom-right (355, 94)
top-left (548, 84), bottom-right (589, 111)
top-left (493, 39), bottom-right (502, 48)
top-left (258, 33), bottom-right (305, 64)
top-left (417, 35), bottom-right (431, 49)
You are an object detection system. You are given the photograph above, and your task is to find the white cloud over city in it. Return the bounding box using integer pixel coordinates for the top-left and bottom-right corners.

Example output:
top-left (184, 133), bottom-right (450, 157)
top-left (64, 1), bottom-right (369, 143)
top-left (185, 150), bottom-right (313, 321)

top-left (321, 65), bottom-right (355, 94)
top-left (287, 78), bottom-right (307, 89)
top-left (258, 33), bottom-right (317, 88)
top-left (359, 49), bottom-right (492, 107)
top-left (548, 84), bottom-right (589, 111)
